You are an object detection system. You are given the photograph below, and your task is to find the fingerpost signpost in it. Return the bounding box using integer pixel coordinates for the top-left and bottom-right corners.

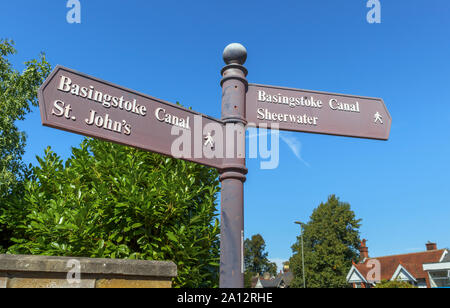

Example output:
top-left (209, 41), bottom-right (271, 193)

top-left (38, 43), bottom-right (391, 288)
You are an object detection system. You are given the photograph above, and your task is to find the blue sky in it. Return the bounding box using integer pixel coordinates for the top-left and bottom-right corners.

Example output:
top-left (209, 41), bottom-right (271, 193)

top-left (2, 1), bottom-right (450, 271)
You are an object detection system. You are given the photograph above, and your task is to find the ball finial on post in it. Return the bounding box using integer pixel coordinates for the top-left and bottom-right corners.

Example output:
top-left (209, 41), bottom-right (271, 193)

top-left (223, 43), bottom-right (247, 65)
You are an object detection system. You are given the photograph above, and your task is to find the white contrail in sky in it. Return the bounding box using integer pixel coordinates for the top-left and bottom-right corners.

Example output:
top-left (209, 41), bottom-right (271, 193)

top-left (247, 128), bottom-right (310, 167)
top-left (279, 133), bottom-right (310, 168)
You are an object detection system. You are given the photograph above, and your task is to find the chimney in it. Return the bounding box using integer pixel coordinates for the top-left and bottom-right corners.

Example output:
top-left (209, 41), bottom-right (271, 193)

top-left (359, 239), bottom-right (369, 261)
top-left (426, 242), bottom-right (437, 251)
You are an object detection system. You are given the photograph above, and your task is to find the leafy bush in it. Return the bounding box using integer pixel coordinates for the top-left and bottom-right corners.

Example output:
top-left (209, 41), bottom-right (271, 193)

top-left (1, 138), bottom-right (220, 287)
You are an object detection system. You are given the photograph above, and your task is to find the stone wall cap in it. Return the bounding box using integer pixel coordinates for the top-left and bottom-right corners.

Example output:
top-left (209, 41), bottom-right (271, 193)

top-left (0, 254), bottom-right (177, 278)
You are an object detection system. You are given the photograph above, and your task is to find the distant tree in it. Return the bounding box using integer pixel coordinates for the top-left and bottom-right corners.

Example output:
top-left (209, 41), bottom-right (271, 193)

top-left (244, 271), bottom-right (255, 288)
top-left (1, 139), bottom-right (221, 287)
top-left (374, 280), bottom-right (417, 288)
top-left (290, 195), bottom-right (361, 288)
top-left (265, 261), bottom-right (278, 277)
top-left (0, 39), bottom-right (51, 251)
top-left (244, 234), bottom-right (277, 285)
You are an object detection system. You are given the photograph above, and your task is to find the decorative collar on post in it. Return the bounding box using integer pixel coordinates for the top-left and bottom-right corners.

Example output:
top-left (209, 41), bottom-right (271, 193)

top-left (220, 43), bottom-right (249, 125)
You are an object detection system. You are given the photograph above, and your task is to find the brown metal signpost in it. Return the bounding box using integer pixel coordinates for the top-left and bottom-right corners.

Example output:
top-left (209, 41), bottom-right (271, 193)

top-left (38, 43), bottom-right (391, 289)
top-left (247, 84), bottom-right (391, 140)
top-left (219, 44), bottom-right (248, 288)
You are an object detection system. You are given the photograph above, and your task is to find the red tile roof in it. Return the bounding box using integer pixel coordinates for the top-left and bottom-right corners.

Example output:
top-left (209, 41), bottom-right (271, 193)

top-left (354, 249), bottom-right (446, 287)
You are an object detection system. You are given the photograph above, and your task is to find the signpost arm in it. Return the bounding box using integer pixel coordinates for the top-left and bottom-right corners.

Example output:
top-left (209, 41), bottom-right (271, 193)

top-left (219, 43), bottom-right (248, 288)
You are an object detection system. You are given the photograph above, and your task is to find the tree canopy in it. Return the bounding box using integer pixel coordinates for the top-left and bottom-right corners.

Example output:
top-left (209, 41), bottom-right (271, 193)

top-left (0, 39), bottom-right (51, 199)
top-left (289, 195), bottom-right (361, 288)
top-left (244, 233), bottom-right (277, 287)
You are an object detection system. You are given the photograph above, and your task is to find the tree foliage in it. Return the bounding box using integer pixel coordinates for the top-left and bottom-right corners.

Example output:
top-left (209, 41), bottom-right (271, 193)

top-left (244, 233), bottom-right (277, 286)
top-left (1, 138), bottom-right (221, 287)
top-left (0, 39), bottom-right (51, 198)
top-left (374, 280), bottom-right (417, 288)
top-left (290, 195), bottom-right (361, 288)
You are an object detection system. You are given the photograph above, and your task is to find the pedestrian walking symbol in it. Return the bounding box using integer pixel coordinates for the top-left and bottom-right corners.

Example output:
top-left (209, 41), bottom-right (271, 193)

top-left (374, 112), bottom-right (383, 124)
top-left (204, 132), bottom-right (214, 148)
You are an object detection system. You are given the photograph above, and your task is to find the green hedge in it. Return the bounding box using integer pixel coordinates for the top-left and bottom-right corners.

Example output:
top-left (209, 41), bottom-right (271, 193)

top-left (0, 138), bottom-right (220, 287)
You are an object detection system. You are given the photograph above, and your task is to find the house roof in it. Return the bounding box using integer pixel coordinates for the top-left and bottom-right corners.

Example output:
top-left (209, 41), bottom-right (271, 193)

top-left (250, 276), bottom-right (259, 288)
top-left (259, 278), bottom-right (278, 288)
top-left (256, 271), bottom-right (294, 288)
top-left (354, 249), bottom-right (447, 284)
top-left (274, 271), bottom-right (294, 287)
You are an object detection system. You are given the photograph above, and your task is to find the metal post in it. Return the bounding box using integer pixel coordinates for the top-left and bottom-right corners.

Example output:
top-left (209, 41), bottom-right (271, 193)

top-left (295, 221), bottom-right (306, 288)
top-left (300, 225), bottom-right (306, 288)
top-left (219, 43), bottom-right (248, 288)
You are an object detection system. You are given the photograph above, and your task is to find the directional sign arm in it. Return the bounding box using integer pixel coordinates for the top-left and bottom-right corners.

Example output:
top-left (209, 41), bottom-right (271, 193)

top-left (246, 83), bottom-right (391, 140)
top-left (38, 66), bottom-right (226, 169)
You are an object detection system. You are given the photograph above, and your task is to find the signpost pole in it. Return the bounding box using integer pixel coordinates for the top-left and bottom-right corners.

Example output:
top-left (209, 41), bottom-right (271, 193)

top-left (219, 43), bottom-right (248, 288)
